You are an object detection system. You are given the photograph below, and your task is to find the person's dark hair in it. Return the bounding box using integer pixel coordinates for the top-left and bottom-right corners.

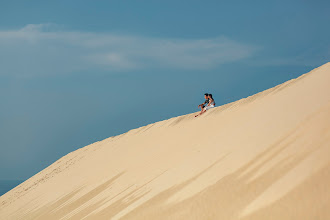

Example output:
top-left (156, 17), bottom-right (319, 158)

top-left (204, 93), bottom-right (209, 96)
top-left (208, 94), bottom-right (215, 106)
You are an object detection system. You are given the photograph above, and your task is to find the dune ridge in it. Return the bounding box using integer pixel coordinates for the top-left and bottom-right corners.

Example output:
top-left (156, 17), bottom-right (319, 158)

top-left (1, 62), bottom-right (330, 220)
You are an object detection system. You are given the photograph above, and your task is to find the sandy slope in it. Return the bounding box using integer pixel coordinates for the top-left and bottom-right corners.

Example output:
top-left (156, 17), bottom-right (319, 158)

top-left (1, 63), bottom-right (330, 220)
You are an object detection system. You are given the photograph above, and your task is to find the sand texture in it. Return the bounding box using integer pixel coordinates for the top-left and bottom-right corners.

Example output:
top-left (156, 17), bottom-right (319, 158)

top-left (1, 63), bottom-right (330, 220)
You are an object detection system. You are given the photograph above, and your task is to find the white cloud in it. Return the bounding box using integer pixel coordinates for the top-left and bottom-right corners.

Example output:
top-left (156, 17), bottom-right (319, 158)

top-left (0, 24), bottom-right (258, 77)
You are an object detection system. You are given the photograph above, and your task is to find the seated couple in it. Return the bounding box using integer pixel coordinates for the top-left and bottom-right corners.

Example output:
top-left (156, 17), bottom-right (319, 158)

top-left (195, 93), bottom-right (215, 117)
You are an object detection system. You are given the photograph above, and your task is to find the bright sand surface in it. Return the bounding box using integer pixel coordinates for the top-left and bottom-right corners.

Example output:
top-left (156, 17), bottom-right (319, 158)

top-left (1, 63), bottom-right (330, 220)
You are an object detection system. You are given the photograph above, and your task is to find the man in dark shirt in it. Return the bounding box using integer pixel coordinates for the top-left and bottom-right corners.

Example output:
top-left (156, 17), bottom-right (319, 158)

top-left (195, 93), bottom-right (209, 117)
top-left (198, 93), bottom-right (209, 109)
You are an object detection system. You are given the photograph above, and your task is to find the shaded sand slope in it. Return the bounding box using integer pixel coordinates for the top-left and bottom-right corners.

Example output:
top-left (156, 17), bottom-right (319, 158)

top-left (1, 63), bottom-right (330, 220)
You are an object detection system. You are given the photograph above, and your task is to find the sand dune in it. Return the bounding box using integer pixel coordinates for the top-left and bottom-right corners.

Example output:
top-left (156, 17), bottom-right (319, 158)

top-left (1, 63), bottom-right (330, 220)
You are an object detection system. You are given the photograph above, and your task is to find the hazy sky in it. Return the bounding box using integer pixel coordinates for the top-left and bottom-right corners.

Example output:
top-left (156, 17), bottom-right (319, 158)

top-left (1, 0), bottom-right (329, 180)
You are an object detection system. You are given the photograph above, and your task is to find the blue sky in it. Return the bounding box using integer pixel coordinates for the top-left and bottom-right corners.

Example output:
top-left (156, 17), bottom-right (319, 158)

top-left (1, 0), bottom-right (329, 180)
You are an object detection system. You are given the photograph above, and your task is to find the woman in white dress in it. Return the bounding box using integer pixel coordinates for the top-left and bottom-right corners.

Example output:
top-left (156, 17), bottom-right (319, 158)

top-left (204, 94), bottom-right (215, 110)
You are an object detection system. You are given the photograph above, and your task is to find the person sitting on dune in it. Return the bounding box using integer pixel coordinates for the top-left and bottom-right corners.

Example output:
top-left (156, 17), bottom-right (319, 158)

top-left (198, 93), bottom-right (209, 109)
top-left (195, 93), bottom-right (215, 117)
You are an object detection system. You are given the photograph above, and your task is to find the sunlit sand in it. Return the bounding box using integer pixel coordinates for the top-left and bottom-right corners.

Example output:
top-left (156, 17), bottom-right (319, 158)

top-left (1, 63), bottom-right (329, 220)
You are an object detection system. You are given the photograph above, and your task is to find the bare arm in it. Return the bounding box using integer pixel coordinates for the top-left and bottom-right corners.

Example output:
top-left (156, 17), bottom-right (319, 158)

top-left (207, 99), bottom-right (214, 106)
top-left (198, 101), bottom-right (206, 107)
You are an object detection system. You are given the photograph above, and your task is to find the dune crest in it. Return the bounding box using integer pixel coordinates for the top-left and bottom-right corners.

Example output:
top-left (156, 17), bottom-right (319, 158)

top-left (1, 63), bottom-right (330, 220)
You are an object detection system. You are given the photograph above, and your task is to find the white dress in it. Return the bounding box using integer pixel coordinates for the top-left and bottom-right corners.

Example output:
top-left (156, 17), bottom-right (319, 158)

top-left (204, 100), bottom-right (215, 110)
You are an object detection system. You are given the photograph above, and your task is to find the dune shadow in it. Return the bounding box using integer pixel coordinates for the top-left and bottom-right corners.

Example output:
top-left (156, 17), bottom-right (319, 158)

top-left (24, 172), bottom-right (125, 220)
top-left (120, 130), bottom-right (325, 220)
